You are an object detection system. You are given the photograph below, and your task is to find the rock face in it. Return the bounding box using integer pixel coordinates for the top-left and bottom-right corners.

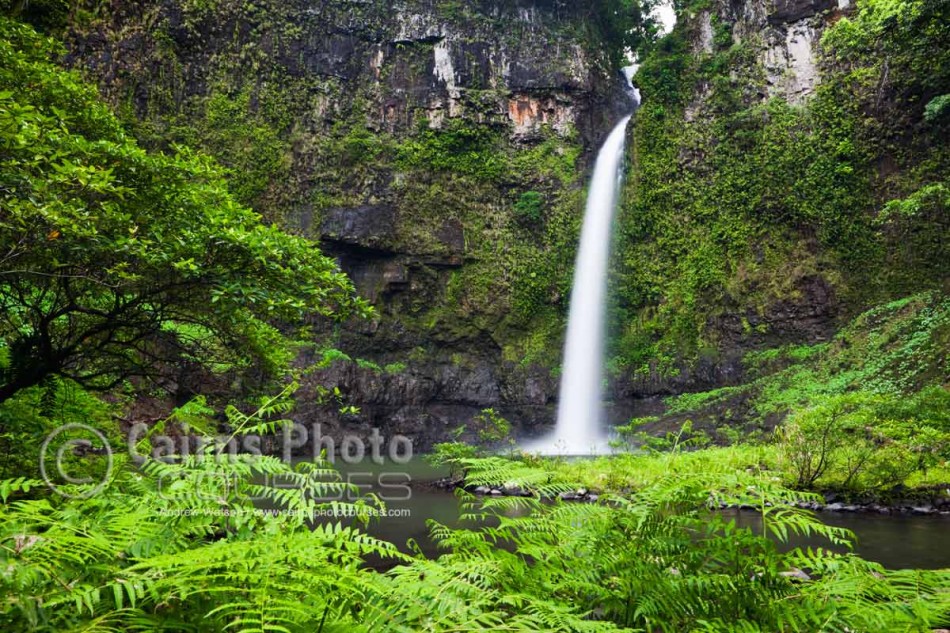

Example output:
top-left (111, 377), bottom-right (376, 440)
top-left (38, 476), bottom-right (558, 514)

top-left (63, 0), bottom-right (856, 448)
top-left (615, 0), bottom-right (854, 405)
top-left (65, 0), bottom-right (638, 448)
top-left (687, 0), bottom-right (845, 106)
top-left (768, 0), bottom-right (837, 24)
top-left (764, 20), bottom-right (822, 103)
top-left (293, 354), bottom-right (560, 451)
top-left (321, 205), bottom-right (399, 252)
top-left (69, 1), bottom-right (624, 143)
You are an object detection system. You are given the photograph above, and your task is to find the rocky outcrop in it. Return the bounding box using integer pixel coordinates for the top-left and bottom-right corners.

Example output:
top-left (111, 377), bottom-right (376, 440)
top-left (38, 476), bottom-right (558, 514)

top-left (764, 20), bottom-right (822, 103)
top-left (321, 205), bottom-right (399, 252)
top-left (508, 93), bottom-right (577, 137)
top-left (69, 1), bottom-right (625, 143)
top-left (712, 275), bottom-right (839, 350)
top-left (684, 0), bottom-right (848, 106)
top-left (63, 0), bottom-right (857, 446)
top-left (63, 0), bottom-right (642, 444)
top-left (294, 355), bottom-right (560, 450)
top-left (768, 0), bottom-right (838, 24)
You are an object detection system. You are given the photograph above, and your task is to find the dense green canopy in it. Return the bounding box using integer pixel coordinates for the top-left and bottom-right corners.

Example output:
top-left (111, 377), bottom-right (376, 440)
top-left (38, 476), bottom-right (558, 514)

top-left (0, 18), bottom-right (370, 402)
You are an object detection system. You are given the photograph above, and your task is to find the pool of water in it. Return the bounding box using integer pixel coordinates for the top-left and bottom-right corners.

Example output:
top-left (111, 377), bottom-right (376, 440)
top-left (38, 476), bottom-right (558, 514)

top-left (729, 508), bottom-right (950, 570)
top-left (316, 458), bottom-right (950, 570)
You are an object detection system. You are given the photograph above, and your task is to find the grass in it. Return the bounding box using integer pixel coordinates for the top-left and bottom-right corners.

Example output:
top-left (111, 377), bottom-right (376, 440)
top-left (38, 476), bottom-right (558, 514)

top-left (527, 445), bottom-right (781, 493)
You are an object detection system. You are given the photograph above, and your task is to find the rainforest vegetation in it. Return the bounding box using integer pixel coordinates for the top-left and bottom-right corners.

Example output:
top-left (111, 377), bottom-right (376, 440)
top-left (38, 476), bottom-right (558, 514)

top-left (1, 0), bottom-right (949, 631)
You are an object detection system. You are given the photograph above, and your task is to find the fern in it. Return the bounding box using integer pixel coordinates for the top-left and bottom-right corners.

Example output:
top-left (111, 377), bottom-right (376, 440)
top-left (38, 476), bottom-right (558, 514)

top-left (2, 419), bottom-right (948, 632)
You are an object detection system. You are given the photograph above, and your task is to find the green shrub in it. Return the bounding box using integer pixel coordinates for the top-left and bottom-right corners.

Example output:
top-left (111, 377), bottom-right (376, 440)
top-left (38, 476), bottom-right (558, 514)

top-left (778, 392), bottom-right (950, 490)
top-left (615, 418), bottom-right (711, 452)
top-left (394, 120), bottom-right (507, 181)
top-left (513, 190), bottom-right (544, 224)
top-left (471, 407), bottom-right (513, 448)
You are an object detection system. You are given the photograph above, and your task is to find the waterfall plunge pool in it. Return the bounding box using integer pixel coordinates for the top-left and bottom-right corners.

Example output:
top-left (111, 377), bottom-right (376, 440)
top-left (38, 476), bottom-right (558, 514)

top-left (287, 457), bottom-right (950, 571)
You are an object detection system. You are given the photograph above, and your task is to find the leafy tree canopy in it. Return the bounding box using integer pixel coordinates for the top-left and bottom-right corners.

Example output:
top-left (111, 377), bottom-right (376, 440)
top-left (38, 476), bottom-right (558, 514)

top-left (0, 18), bottom-right (371, 403)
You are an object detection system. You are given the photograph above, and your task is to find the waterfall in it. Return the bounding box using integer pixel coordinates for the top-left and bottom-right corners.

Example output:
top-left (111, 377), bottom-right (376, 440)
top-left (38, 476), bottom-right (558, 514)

top-left (526, 112), bottom-right (633, 455)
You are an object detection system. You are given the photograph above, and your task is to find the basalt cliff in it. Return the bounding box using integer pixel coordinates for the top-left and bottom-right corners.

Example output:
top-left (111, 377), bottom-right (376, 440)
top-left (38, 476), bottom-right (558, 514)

top-left (50, 0), bottom-right (948, 447)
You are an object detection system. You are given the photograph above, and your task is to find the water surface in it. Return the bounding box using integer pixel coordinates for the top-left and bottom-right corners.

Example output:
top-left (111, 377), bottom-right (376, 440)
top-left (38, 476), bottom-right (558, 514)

top-left (323, 458), bottom-right (950, 569)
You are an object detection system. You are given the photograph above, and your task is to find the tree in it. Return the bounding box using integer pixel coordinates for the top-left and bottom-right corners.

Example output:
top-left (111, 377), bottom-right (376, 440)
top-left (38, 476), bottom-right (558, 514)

top-left (0, 18), bottom-right (370, 404)
top-left (586, 0), bottom-right (664, 65)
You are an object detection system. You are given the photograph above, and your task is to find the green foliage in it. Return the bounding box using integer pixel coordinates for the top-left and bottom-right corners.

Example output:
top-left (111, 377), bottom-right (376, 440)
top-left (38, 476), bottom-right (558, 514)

top-left (748, 292), bottom-right (950, 418)
top-left (658, 292), bottom-right (949, 455)
top-left (439, 454), bottom-right (950, 632)
top-left (663, 385), bottom-right (743, 415)
top-left (388, 120), bottom-right (585, 347)
top-left (584, 0), bottom-right (666, 65)
top-left (513, 190), bottom-right (544, 224)
top-left (648, 301), bottom-right (949, 494)
top-left (383, 362), bottom-right (407, 374)
top-left (313, 348), bottom-right (353, 369)
top-left (434, 0), bottom-right (466, 21)
top-left (3, 394), bottom-right (950, 632)
top-left (0, 377), bottom-right (117, 480)
top-left (355, 357), bottom-right (382, 372)
top-left (615, 418), bottom-right (712, 452)
top-left (394, 120), bottom-right (507, 182)
top-left (615, 0), bottom-right (949, 373)
top-left (470, 407), bottom-right (513, 448)
top-left (0, 397), bottom-right (404, 632)
top-left (821, 0), bottom-right (950, 100)
top-left (0, 18), bottom-right (369, 404)
top-left (880, 181), bottom-right (949, 221)
top-left (0, 0), bottom-right (70, 32)
top-left (511, 132), bottom-right (582, 186)
top-left (430, 409), bottom-right (515, 476)
top-left (335, 123), bottom-right (386, 166)
top-left (631, 31), bottom-right (693, 107)
top-left (197, 90), bottom-right (292, 209)
top-left (711, 15), bottom-right (732, 49)
top-left (426, 437), bottom-right (478, 480)
top-left (779, 391), bottom-right (950, 490)
top-left (924, 94), bottom-right (950, 123)
top-left (533, 443), bottom-right (779, 493)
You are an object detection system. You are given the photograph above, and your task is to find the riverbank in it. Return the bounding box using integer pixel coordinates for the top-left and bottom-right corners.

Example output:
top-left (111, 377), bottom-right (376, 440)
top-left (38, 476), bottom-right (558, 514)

top-left (433, 477), bottom-right (950, 515)
top-left (410, 452), bottom-right (950, 572)
top-left (426, 444), bottom-right (950, 516)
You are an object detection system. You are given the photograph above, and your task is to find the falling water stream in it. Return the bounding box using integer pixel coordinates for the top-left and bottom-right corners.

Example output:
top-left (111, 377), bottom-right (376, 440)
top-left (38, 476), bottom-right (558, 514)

top-left (526, 80), bottom-right (638, 455)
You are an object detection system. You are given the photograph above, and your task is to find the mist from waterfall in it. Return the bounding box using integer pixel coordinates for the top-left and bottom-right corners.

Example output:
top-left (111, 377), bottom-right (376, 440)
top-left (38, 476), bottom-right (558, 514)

top-left (525, 112), bottom-right (633, 455)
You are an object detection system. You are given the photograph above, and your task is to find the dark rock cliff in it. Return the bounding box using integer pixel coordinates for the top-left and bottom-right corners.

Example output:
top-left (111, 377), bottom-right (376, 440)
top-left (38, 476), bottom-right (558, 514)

top-left (63, 0), bottom-right (939, 448)
top-left (64, 0), bottom-right (638, 448)
top-left (70, 1), bottom-right (629, 141)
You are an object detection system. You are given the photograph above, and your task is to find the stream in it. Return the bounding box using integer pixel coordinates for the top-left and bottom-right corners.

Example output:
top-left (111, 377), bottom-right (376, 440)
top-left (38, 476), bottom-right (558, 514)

top-left (316, 457), bottom-right (950, 570)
